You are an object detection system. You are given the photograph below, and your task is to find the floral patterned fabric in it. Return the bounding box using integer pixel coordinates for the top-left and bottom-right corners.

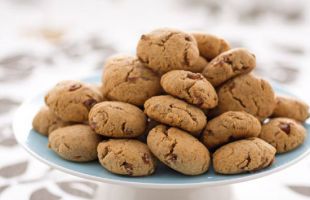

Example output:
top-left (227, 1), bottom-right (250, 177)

top-left (0, 0), bottom-right (310, 199)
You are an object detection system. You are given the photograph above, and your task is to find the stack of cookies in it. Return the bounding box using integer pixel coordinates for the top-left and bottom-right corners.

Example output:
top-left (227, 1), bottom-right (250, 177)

top-left (32, 28), bottom-right (309, 176)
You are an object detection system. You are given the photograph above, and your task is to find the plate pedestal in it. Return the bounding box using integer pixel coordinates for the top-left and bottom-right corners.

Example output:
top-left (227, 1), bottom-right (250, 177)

top-left (94, 184), bottom-right (234, 200)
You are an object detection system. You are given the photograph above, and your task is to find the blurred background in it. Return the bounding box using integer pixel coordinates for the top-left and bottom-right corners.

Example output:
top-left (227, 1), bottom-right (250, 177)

top-left (0, 0), bottom-right (309, 199)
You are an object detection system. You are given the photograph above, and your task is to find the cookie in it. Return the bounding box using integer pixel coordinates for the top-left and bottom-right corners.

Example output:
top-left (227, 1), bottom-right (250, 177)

top-left (97, 139), bottom-right (156, 176)
top-left (201, 111), bottom-right (261, 149)
top-left (144, 95), bottom-right (207, 136)
top-left (216, 74), bottom-right (276, 120)
top-left (202, 48), bottom-right (256, 87)
top-left (190, 56), bottom-right (209, 72)
top-left (147, 125), bottom-right (210, 175)
top-left (160, 70), bottom-right (218, 109)
top-left (213, 138), bottom-right (276, 174)
top-left (89, 101), bottom-right (146, 138)
top-left (48, 125), bottom-right (102, 162)
top-left (191, 32), bottom-right (230, 61)
top-left (32, 106), bottom-right (71, 136)
top-left (102, 55), bottom-right (161, 106)
top-left (137, 28), bottom-right (200, 74)
top-left (259, 118), bottom-right (306, 153)
top-left (45, 80), bottom-right (103, 122)
top-left (272, 96), bottom-right (309, 122)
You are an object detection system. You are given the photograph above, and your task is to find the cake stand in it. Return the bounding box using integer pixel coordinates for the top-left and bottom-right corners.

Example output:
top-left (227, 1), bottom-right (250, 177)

top-left (13, 74), bottom-right (310, 200)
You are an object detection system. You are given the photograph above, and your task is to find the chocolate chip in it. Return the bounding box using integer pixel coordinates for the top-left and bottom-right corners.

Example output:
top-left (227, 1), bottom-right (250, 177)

top-left (142, 153), bottom-right (150, 164)
top-left (187, 73), bottom-right (203, 80)
top-left (90, 122), bottom-right (96, 130)
top-left (68, 83), bottom-right (82, 91)
top-left (168, 154), bottom-right (177, 162)
top-left (83, 99), bottom-right (97, 109)
top-left (279, 122), bottom-right (291, 134)
top-left (121, 162), bottom-right (133, 175)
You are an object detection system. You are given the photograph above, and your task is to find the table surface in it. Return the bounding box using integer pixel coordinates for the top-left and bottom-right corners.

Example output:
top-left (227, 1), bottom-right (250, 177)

top-left (1, 0), bottom-right (310, 199)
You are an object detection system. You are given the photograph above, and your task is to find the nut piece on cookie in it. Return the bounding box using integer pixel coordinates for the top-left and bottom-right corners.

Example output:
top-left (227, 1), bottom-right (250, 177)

top-left (216, 74), bottom-right (276, 120)
top-left (137, 28), bottom-right (200, 74)
top-left (259, 118), bottom-right (306, 153)
top-left (191, 32), bottom-right (230, 61)
top-left (201, 111), bottom-right (261, 149)
top-left (32, 106), bottom-right (72, 136)
top-left (101, 55), bottom-right (161, 106)
top-left (213, 138), bottom-right (276, 174)
top-left (160, 70), bottom-right (218, 109)
top-left (272, 96), bottom-right (309, 122)
top-left (45, 80), bottom-right (103, 122)
top-left (144, 95), bottom-right (207, 136)
top-left (89, 101), bottom-right (146, 138)
top-left (48, 125), bottom-right (102, 162)
top-left (97, 139), bottom-right (156, 176)
top-left (202, 48), bottom-right (256, 87)
top-left (147, 125), bottom-right (210, 175)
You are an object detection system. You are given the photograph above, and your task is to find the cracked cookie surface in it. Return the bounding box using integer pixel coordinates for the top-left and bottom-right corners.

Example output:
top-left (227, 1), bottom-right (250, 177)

top-left (48, 124), bottom-right (102, 162)
top-left (272, 96), bottom-right (309, 122)
top-left (144, 95), bottom-right (207, 136)
top-left (191, 32), bottom-right (230, 61)
top-left (216, 74), bottom-right (276, 120)
top-left (213, 137), bottom-right (276, 174)
top-left (147, 125), bottom-right (210, 175)
top-left (202, 48), bottom-right (256, 87)
top-left (89, 101), bottom-right (146, 138)
top-left (45, 80), bottom-right (103, 122)
top-left (137, 28), bottom-right (200, 74)
top-left (32, 106), bottom-right (72, 136)
top-left (97, 139), bottom-right (156, 176)
top-left (160, 70), bottom-right (218, 109)
top-left (259, 118), bottom-right (306, 153)
top-left (101, 55), bottom-right (161, 106)
top-left (202, 111), bottom-right (261, 149)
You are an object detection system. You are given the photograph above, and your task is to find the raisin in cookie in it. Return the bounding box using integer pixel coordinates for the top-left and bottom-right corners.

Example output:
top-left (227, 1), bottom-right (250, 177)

top-left (216, 74), bottom-right (276, 120)
top-left (202, 48), bottom-right (256, 87)
top-left (272, 96), bottom-right (309, 122)
top-left (32, 106), bottom-right (71, 136)
top-left (202, 111), bottom-right (261, 149)
top-left (191, 32), bottom-right (230, 61)
top-left (89, 101), bottom-right (146, 138)
top-left (48, 125), bottom-right (102, 162)
top-left (147, 125), bottom-right (210, 175)
top-left (102, 55), bottom-right (161, 106)
top-left (97, 139), bottom-right (156, 176)
top-left (144, 95), bottom-right (207, 136)
top-left (137, 28), bottom-right (199, 74)
top-left (259, 118), bottom-right (306, 153)
top-left (45, 80), bottom-right (103, 122)
top-left (160, 70), bottom-right (218, 109)
top-left (213, 138), bottom-right (276, 174)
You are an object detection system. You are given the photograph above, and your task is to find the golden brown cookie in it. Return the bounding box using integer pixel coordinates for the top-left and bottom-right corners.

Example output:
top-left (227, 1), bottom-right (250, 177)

top-left (45, 80), bottom-right (103, 122)
top-left (213, 138), bottom-right (276, 174)
top-left (144, 95), bottom-right (207, 136)
top-left (32, 106), bottom-right (71, 136)
top-left (137, 28), bottom-right (200, 74)
top-left (89, 101), bottom-right (146, 138)
top-left (272, 96), bottom-right (309, 122)
top-left (191, 32), bottom-right (230, 61)
top-left (216, 74), bottom-right (276, 120)
top-left (190, 56), bottom-right (209, 72)
top-left (97, 139), bottom-right (156, 176)
top-left (202, 48), bottom-right (256, 87)
top-left (201, 111), bottom-right (261, 149)
top-left (102, 55), bottom-right (161, 106)
top-left (160, 70), bottom-right (218, 109)
top-left (147, 125), bottom-right (210, 175)
top-left (259, 118), bottom-right (306, 153)
top-left (48, 125), bottom-right (102, 162)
